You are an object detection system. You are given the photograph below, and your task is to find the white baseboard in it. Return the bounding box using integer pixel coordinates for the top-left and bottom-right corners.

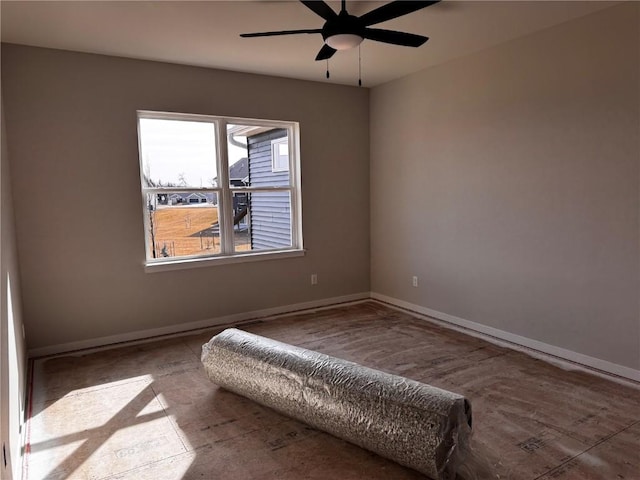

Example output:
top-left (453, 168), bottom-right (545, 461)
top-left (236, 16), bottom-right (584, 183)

top-left (28, 290), bottom-right (640, 386)
top-left (28, 292), bottom-right (370, 358)
top-left (371, 292), bottom-right (640, 384)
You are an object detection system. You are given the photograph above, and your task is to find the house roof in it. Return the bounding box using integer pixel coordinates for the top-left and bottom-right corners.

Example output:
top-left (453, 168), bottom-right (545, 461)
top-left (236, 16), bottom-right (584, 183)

top-left (229, 157), bottom-right (248, 181)
top-left (211, 157), bottom-right (248, 186)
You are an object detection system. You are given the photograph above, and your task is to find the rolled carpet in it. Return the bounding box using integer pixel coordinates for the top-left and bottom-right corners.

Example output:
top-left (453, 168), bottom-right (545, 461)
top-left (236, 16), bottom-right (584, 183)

top-left (201, 328), bottom-right (472, 480)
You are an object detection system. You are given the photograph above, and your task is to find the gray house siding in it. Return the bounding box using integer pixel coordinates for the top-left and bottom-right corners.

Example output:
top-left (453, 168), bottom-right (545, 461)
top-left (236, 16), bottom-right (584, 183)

top-left (247, 129), bottom-right (291, 250)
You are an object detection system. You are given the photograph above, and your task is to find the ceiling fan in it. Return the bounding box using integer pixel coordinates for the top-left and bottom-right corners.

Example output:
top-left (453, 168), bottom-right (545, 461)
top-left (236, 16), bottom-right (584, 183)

top-left (240, 0), bottom-right (440, 61)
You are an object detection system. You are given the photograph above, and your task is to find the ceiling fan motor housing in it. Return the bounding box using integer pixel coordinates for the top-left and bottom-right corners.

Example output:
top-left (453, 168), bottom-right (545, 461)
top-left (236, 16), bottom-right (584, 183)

top-left (322, 11), bottom-right (365, 50)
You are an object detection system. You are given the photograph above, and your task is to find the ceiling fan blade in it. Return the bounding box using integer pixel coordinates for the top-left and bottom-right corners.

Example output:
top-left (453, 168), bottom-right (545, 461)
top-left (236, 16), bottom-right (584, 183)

top-left (300, 1), bottom-right (337, 21)
top-left (315, 44), bottom-right (337, 61)
top-left (240, 29), bottom-right (322, 38)
top-left (363, 28), bottom-right (428, 47)
top-left (359, 1), bottom-right (440, 27)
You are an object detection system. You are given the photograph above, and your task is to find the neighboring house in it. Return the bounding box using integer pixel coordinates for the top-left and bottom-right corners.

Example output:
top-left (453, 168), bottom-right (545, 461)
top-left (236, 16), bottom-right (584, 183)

top-left (246, 128), bottom-right (291, 250)
top-left (165, 192), bottom-right (214, 205)
top-left (228, 158), bottom-right (249, 224)
top-left (229, 157), bottom-right (248, 183)
top-left (210, 157), bottom-right (248, 213)
top-left (225, 126), bottom-right (292, 250)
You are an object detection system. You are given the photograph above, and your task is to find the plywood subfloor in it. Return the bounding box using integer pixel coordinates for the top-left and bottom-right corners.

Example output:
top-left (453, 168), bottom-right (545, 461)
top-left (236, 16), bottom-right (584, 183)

top-left (25, 302), bottom-right (640, 479)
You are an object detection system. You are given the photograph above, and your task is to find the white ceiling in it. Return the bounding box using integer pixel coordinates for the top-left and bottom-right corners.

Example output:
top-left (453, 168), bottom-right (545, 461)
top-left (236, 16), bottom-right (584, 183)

top-left (0, 1), bottom-right (618, 87)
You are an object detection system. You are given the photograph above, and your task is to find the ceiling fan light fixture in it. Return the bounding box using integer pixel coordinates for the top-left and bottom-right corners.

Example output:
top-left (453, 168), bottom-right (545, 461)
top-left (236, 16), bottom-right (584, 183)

top-left (325, 33), bottom-right (363, 50)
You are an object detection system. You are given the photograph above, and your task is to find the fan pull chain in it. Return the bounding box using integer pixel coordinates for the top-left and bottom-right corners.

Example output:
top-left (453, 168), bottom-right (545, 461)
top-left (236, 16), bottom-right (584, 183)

top-left (326, 59), bottom-right (330, 79)
top-left (358, 45), bottom-right (362, 87)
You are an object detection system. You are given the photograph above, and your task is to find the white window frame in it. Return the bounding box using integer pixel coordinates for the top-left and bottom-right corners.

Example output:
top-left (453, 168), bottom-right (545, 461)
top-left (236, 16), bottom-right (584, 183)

top-left (137, 110), bottom-right (304, 272)
top-left (271, 137), bottom-right (290, 173)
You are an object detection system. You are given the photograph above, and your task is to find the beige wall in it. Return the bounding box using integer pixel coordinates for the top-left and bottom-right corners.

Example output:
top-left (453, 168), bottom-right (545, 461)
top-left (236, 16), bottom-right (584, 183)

top-left (370, 3), bottom-right (639, 369)
top-left (1, 44), bottom-right (370, 350)
top-left (1, 93), bottom-right (27, 480)
top-left (2, 3), bottom-right (638, 374)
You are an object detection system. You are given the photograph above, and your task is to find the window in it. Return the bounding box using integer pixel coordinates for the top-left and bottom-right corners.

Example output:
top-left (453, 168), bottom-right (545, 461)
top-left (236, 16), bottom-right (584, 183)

top-left (271, 137), bottom-right (289, 172)
top-left (137, 111), bottom-right (303, 270)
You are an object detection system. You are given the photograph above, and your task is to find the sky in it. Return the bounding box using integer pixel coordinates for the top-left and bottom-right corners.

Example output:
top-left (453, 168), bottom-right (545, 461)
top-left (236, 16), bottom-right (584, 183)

top-left (139, 118), bottom-right (246, 188)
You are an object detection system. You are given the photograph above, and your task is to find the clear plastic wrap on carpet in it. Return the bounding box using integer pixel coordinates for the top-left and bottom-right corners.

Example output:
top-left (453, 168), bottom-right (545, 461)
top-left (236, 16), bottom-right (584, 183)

top-left (201, 328), bottom-right (472, 480)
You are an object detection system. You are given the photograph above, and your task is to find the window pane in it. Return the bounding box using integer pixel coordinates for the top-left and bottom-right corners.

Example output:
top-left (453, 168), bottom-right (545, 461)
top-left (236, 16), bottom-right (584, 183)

top-left (234, 191), bottom-right (292, 252)
top-left (139, 118), bottom-right (217, 188)
top-left (137, 112), bottom-right (301, 266)
top-left (146, 192), bottom-right (220, 259)
top-left (227, 124), bottom-right (290, 187)
top-left (272, 138), bottom-right (289, 172)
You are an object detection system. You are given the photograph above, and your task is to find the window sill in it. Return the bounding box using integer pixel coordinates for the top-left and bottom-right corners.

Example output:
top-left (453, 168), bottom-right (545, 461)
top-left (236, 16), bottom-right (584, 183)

top-left (144, 249), bottom-right (306, 273)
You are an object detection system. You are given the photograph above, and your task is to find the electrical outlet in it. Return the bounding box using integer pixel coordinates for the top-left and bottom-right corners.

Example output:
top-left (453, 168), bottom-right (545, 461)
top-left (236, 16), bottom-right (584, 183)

top-left (412, 276), bottom-right (418, 287)
top-left (311, 274), bottom-right (318, 285)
